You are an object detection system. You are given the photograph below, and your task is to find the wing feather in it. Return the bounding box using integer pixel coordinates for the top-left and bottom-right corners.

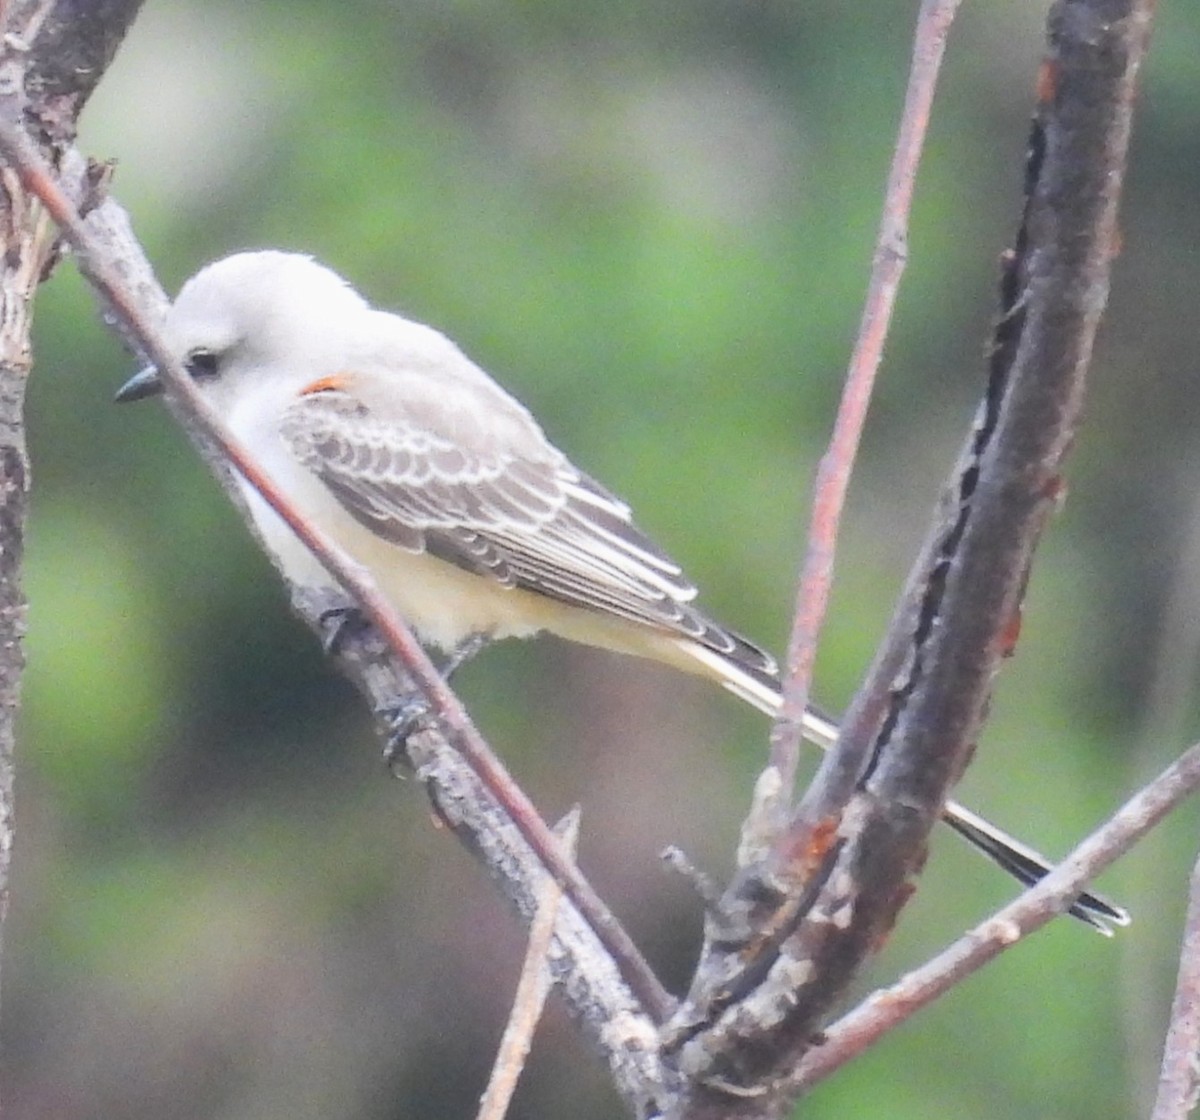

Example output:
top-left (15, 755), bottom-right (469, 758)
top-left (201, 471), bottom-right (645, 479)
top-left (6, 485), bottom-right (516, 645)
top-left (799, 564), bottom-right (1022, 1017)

top-left (279, 386), bottom-right (776, 675)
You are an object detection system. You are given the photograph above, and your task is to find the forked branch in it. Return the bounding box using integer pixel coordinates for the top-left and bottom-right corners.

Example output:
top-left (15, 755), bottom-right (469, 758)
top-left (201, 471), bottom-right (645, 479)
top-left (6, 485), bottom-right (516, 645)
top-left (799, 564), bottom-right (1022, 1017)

top-left (664, 3), bottom-right (1155, 1116)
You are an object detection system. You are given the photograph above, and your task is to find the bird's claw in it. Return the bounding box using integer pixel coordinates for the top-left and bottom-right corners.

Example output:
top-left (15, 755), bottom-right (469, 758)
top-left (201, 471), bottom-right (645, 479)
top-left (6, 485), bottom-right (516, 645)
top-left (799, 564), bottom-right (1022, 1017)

top-left (318, 604), bottom-right (371, 656)
top-left (379, 694), bottom-right (437, 772)
top-left (437, 632), bottom-right (489, 681)
top-left (376, 635), bottom-right (488, 772)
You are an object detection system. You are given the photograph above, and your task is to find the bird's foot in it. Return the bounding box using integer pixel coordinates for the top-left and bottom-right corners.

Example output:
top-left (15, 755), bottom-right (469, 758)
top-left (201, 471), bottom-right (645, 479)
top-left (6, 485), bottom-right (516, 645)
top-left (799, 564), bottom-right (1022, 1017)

top-left (377, 635), bottom-right (488, 771)
top-left (379, 693), bottom-right (437, 773)
top-left (317, 604), bottom-right (371, 655)
top-left (436, 632), bottom-right (489, 681)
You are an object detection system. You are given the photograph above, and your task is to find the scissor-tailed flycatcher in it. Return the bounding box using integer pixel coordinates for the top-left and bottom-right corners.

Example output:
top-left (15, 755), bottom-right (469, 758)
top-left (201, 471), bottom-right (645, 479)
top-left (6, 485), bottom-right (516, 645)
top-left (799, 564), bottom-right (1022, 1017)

top-left (115, 251), bottom-right (1127, 933)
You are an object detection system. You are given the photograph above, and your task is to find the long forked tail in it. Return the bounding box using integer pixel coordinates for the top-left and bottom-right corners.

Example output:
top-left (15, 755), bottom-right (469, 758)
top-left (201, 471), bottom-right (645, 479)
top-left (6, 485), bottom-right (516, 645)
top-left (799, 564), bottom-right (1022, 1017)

top-left (679, 639), bottom-right (1130, 936)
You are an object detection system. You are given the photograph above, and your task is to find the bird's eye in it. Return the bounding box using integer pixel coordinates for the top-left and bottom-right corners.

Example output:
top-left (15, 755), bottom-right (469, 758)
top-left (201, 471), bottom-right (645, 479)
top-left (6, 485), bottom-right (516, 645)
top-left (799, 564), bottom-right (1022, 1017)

top-left (186, 349), bottom-right (220, 379)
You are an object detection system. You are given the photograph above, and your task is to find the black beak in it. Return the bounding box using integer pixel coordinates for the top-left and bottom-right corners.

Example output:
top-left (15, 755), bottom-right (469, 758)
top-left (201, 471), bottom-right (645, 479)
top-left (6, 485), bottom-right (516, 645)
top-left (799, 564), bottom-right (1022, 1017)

top-left (114, 366), bottom-right (163, 403)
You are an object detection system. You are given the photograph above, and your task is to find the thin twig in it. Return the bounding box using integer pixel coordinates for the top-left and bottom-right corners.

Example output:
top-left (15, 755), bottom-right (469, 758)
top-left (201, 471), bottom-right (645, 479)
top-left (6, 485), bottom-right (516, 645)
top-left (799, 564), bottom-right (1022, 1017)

top-left (770, 0), bottom-right (963, 797)
top-left (0, 121), bottom-right (675, 1026)
top-left (1122, 467), bottom-right (1200, 1107)
top-left (339, 629), bottom-right (664, 1115)
top-left (794, 735), bottom-right (1200, 1090)
top-left (477, 807), bottom-right (581, 1120)
top-left (1150, 849), bottom-right (1200, 1120)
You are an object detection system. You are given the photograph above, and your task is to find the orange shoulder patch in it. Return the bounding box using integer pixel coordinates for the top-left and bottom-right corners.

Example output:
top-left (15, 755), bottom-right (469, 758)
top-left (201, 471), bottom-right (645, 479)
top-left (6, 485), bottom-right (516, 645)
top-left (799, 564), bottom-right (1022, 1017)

top-left (299, 372), bottom-right (355, 396)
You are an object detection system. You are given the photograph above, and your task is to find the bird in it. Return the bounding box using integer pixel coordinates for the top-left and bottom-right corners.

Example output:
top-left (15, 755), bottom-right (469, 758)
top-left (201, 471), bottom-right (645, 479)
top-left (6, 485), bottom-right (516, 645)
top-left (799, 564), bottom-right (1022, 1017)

top-left (115, 250), bottom-right (1128, 934)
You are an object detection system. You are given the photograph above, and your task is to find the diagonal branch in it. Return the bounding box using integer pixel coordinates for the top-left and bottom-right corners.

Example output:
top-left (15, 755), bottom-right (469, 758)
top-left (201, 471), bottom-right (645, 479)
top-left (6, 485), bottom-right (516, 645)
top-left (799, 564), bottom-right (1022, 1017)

top-left (796, 734), bottom-right (1200, 1089)
top-left (20, 0), bottom-right (146, 134)
top-left (0, 133), bottom-right (673, 1112)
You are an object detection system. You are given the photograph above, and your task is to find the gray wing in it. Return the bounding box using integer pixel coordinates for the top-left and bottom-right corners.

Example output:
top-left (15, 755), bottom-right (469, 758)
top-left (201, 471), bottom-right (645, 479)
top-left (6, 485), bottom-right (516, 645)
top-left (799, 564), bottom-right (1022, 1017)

top-left (279, 384), bottom-right (776, 674)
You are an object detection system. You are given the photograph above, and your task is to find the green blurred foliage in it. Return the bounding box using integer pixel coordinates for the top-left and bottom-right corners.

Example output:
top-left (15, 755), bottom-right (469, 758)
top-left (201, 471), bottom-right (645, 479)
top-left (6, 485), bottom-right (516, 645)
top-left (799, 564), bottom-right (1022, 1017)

top-left (6, 1), bottom-right (1200, 1117)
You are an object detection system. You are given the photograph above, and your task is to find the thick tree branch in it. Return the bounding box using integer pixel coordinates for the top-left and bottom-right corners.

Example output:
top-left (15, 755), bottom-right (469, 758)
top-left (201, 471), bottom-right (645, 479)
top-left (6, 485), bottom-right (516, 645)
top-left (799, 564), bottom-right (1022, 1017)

top-left (0, 160), bottom-right (37, 1019)
top-left (0, 0), bottom-right (142, 980)
top-left (0, 1), bottom-right (144, 1111)
top-left (662, 2), bottom-right (1155, 1116)
top-left (20, 0), bottom-right (145, 136)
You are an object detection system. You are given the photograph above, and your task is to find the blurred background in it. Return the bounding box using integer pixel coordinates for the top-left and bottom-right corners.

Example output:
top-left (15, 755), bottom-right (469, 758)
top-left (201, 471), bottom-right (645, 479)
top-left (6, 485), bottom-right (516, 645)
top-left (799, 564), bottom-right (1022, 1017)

top-left (5, 1), bottom-right (1199, 1117)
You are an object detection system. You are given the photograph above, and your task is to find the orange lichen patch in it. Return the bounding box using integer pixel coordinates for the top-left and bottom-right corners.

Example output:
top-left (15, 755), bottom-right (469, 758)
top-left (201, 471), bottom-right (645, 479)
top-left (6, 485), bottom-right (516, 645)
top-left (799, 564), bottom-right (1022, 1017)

top-left (299, 371), bottom-right (355, 395)
top-left (1042, 473), bottom-right (1069, 507)
top-left (803, 815), bottom-right (841, 871)
top-left (778, 814), bottom-right (841, 878)
top-left (1036, 58), bottom-right (1058, 105)
top-left (998, 603), bottom-right (1023, 659)
top-left (1110, 223), bottom-right (1125, 259)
